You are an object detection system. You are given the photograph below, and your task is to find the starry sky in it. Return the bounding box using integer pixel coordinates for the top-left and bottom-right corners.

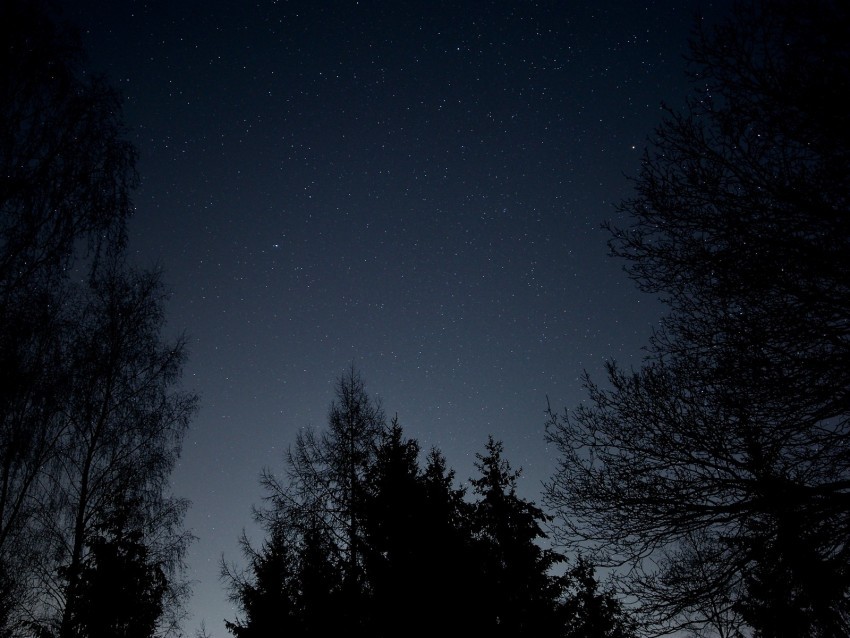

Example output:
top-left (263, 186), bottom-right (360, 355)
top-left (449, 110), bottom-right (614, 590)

top-left (57, 1), bottom-right (732, 634)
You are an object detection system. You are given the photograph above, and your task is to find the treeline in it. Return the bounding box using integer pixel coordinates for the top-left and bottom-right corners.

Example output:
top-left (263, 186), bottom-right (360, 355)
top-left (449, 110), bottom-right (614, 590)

top-left (3, 0), bottom-right (850, 637)
top-left (222, 367), bottom-right (634, 638)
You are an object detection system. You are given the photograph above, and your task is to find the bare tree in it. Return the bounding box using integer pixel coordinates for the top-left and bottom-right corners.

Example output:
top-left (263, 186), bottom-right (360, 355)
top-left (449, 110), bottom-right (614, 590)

top-left (0, 0), bottom-right (134, 290)
top-left (545, 2), bottom-right (850, 636)
top-left (259, 365), bottom-right (385, 615)
top-left (25, 263), bottom-right (197, 638)
top-left (0, 0), bottom-right (136, 621)
top-left (1, 4), bottom-right (197, 635)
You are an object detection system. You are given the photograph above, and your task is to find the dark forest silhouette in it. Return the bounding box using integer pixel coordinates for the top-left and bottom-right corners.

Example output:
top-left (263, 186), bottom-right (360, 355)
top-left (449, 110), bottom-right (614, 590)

top-left (2, 0), bottom-right (849, 637)
top-left (222, 367), bottom-right (634, 638)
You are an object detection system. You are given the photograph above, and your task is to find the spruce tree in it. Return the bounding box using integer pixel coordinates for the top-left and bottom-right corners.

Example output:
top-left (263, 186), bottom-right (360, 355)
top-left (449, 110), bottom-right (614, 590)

top-left (471, 436), bottom-right (565, 637)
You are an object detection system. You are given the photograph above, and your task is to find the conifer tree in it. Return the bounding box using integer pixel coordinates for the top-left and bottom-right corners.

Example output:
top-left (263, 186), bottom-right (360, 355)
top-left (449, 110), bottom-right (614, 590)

top-left (471, 436), bottom-right (565, 637)
top-left (561, 557), bottom-right (636, 638)
top-left (361, 418), bottom-right (427, 635)
top-left (234, 366), bottom-right (384, 633)
top-left (66, 498), bottom-right (169, 638)
top-left (223, 527), bottom-right (299, 638)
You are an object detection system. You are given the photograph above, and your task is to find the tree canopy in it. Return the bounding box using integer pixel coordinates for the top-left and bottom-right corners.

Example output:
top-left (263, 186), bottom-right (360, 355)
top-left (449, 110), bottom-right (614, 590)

top-left (0, 2), bottom-right (197, 636)
top-left (225, 368), bottom-right (635, 638)
top-left (544, 2), bottom-right (850, 636)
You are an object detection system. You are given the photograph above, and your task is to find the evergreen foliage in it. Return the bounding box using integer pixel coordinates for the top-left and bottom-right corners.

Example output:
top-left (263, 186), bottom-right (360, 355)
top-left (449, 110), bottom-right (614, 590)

top-left (225, 368), bottom-right (635, 638)
top-left (470, 436), bottom-right (567, 636)
top-left (64, 500), bottom-right (169, 638)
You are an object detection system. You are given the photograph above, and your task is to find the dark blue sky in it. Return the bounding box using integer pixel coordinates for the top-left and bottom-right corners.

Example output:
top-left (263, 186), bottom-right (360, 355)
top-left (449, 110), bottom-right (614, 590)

top-left (60, 1), bottom-right (732, 634)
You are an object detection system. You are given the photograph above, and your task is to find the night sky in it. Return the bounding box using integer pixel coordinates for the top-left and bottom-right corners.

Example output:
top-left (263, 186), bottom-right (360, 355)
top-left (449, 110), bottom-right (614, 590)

top-left (57, 1), bottom-right (731, 634)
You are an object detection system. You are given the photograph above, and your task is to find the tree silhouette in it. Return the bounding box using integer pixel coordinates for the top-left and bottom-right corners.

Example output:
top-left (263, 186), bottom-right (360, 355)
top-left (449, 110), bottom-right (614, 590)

top-left (1, 1), bottom-right (137, 619)
top-left (283, 364), bottom-right (384, 595)
top-left (294, 517), bottom-right (345, 637)
top-left (64, 497), bottom-right (168, 638)
top-left (361, 419), bottom-right (485, 636)
top-left (360, 418), bottom-right (427, 634)
top-left (238, 366), bottom-right (384, 633)
top-left (545, 1), bottom-right (850, 635)
top-left (470, 436), bottom-right (566, 637)
top-left (0, 0), bottom-right (133, 290)
top-left (0, 4), bottom-right (197, 633)
top-left (23, 263), bottom-right (197, 638)
top-left (417, 446), bottom-right (485, 633)
top-left (735, 510), bottom-right (850, 638)
top-left (561, 557), bottom-right (636, 638)
top-left (227, 370), bottom-right (633, 637)
top-left (223, 527), bottom-right (299, 638)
